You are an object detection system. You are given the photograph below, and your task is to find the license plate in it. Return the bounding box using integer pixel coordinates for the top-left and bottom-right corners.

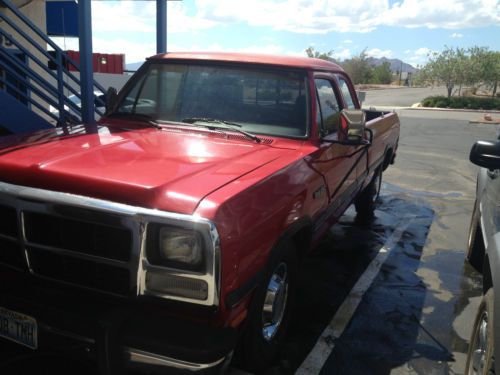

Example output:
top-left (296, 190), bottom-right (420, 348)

top-left (0, 306), bottom-right (38, 349)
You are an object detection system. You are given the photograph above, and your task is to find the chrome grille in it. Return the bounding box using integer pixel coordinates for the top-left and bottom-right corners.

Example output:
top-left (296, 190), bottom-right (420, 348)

top-left (0, 204), bottom-right (17, 237)
top-left (0, 199), bottom-right (136, 297)
top-left (0, 181), bottom-right (220, 306)
top-left (24, 212), bottom-right (132, 262)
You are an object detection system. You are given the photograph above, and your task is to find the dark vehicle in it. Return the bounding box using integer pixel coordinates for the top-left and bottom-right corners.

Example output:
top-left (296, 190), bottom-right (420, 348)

top-left (466, 139), bottom-right (500, 374)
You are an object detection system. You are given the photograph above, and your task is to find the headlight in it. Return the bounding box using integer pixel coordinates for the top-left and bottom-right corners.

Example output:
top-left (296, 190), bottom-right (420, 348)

top-left (140, 219), bottom-right (219, 306)
top-left (147, 225), bottom-right (204, 271)
top-left (159, 227), bottom-right (203, 267)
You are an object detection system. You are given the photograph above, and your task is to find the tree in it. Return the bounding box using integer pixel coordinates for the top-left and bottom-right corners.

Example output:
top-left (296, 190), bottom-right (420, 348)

top-left (423, 47), bottom-right (463, 98)
top-left (473, 49), bottom-right (500, 97)
top-left (341, 50), bottom-right (373, 85)
top-left (305, 47), bottom-right (336, 62)
top-left (371, 62), bottom-right (392, 84)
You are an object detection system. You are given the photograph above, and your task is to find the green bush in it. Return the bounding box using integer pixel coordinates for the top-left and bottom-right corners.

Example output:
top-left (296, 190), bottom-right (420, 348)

top-left (421, 96), bottom-right (500, 110)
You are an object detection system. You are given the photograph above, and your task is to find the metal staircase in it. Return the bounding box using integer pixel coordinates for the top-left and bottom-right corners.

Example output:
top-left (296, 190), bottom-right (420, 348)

top-left (0, 0), bottom-right (106, 133)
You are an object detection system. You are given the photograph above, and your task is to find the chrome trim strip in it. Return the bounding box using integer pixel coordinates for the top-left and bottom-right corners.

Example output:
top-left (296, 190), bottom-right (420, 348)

top-left (24, 242), bottom-right (131, 268)
top-left (38, 323), bottom-right (96, 345)
top-left (0, 181), bottom-right (221, 306)
top-left (124, 347), bottom-right (226, 371)
top-left (0, 233), bottom-right (16, 242)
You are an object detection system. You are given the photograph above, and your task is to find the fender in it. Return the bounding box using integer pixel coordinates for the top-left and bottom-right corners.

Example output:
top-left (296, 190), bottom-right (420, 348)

top-left (477, 168), bottom-right (488, 199)
top-left (225, 216), bottom-right (312, 309)
top-left (485, 232), bottom-right (500, 375)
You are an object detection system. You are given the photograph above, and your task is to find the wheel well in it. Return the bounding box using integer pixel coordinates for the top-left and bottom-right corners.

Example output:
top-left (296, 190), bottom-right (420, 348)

top-left (483, 254), bottom-right (493, 293)
top-left (290, 226), bottom-right (312, 260)
top-left (383, 148), bottom-right (393, 171)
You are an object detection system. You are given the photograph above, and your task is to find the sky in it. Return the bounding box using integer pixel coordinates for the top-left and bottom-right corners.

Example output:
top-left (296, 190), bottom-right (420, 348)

top-left (52, 0), bottom-right (500, 68)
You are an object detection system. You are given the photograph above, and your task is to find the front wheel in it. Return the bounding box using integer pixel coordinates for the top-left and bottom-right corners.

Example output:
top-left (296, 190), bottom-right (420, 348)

top-left (355, 167), bottom-right (382, 217)
top-left (239, 242), bottom-right (298, 372)
top-left (465, 288), bottom-right (495, 375)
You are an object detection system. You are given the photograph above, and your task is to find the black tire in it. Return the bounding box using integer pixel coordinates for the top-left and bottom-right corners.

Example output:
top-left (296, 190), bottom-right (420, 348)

top-left (239, 241), bottom-right (298, 373)
top-left (354, 167), bottom-right (382, 217)
top-left (465, 288), bottom-right (495, 375)
top-left (467, 199), bottom-right (485, 273)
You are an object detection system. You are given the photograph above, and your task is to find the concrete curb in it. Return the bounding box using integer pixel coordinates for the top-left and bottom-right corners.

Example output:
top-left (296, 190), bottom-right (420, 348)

top-left (469, 120), bottom-right (500, 125)
top-left (405, 104), bottom-right (500, 114)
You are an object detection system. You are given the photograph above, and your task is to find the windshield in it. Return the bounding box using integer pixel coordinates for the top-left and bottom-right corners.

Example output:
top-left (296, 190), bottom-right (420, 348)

top-left (115, 63), bottom-right (309, 138)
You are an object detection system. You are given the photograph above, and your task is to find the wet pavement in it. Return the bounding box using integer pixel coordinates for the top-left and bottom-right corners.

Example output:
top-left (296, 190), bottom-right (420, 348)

top-left (0, 110), bottom-right (497, 375)
top-left (232, 110), bottom-right (497, 374)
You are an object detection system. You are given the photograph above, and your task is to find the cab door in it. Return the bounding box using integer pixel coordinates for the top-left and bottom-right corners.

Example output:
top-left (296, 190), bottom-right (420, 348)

top-left (308, 76), bottom-right (364, 217)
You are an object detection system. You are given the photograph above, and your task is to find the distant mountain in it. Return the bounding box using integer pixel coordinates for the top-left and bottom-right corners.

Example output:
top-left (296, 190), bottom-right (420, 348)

top-left (125, 61), bottom-right (144, 71)
top-left (367, 57), bottom-right (418, 74)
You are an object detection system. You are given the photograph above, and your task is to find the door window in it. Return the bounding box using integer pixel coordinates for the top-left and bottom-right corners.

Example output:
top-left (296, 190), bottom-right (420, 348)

top-left (315, 79), bottom-right (341, 135)
top-left (337, 76), bottom-right (356, 109)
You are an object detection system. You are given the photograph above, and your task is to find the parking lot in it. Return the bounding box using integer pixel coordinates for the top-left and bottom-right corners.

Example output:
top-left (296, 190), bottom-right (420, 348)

top-left (0, 109), bottom-right (497, 375)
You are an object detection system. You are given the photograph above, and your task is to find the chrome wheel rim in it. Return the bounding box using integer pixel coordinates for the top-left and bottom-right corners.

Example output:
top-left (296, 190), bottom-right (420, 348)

top-left (470, 311), bottom-right (488, 375)
top-left (262, 262), bottom-right (288, 342)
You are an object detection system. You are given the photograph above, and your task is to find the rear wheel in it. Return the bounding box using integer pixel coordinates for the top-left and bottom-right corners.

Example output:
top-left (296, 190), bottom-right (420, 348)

top-left (239, 241), bottom-right (298, 372)
top-left (355, 167), bottom-right (382, 217)
top-left (465, 288), bottom-right (495, 375)
top-left (467, 199), bottom-right (485, 272)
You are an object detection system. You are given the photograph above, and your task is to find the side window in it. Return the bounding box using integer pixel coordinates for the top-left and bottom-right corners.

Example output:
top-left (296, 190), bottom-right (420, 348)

top-left (315, 79), bottom-right (341, 135)
top-left (337, 76), bottom-right (356, 109)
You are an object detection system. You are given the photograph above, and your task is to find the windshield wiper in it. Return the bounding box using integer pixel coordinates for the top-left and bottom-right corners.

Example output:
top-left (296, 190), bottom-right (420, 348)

top-left (106, 112), bottom-right (161, 129)
top-left (181, 117), bottom-right (261, 143)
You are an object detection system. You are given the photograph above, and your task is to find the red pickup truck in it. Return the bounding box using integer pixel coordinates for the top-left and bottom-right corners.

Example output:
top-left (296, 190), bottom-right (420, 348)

top-left (0, 53), bottom-right (399, 373)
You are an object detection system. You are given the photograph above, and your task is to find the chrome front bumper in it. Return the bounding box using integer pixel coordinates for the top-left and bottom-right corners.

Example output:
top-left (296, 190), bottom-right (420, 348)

top-left (125, 348), bottom-right (229, 373)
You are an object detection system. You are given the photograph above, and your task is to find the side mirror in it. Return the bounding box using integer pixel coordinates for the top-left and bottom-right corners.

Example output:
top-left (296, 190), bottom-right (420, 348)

top-left (105, 87), bottom-right (118, 114)
top-left (338, 109), bottom-right (368, 145)
top-left (470, 140), bottom-right (500, 169)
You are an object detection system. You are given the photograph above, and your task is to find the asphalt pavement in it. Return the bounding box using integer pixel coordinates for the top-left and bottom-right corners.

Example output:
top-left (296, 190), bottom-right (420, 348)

top-left (362, 87), bottom-right (448, 108)
top-left (230, 109), bottom-right (498, 374)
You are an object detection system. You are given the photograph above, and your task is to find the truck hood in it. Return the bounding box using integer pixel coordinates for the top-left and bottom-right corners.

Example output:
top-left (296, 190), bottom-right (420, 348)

top-left (0, 125), bottom-right (297, 214)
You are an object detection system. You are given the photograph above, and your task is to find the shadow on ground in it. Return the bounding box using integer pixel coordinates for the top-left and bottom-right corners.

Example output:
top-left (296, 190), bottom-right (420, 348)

top-left (248, 193), bottom-right (436, 375)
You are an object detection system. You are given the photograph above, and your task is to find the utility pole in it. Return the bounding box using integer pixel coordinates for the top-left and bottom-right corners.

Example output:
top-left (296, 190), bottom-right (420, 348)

top-left (399, 60), bottom-right (403, 86)
top-left (157, 0), bottom-right (167, 54)
top-left (78, 0), bottom-right (95, 124)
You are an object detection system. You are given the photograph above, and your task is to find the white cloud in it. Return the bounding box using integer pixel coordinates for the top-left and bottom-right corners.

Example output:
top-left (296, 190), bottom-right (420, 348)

top-left (332, 48), bottom-right (352, 60)
top-left (378, 0), bottom-right (499, 29)
top-left (407, 47), bottom-right (434, 65)
top-left (450, 32), bottom-right (464, 38)
top-left (71, 0), bottom-right (500, 39)
top-left (414, 47), bottom-right (431, 56)
top-left (193, 0), bottom-right (499, 33)
top-left (91, 1), bottom-right (216, 34)
top-left (168, 42), bottom-right (304, 57)
top-left (194, 0), bottom-right (386, 33)
top-left (365, 48), bottom-right (393, 58)
top-left (51, 36), bottom-right (155, 64)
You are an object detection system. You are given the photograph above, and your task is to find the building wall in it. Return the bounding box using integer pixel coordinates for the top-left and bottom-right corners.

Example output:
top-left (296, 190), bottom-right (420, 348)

top-left (0, 0), bottom-right (50, 117)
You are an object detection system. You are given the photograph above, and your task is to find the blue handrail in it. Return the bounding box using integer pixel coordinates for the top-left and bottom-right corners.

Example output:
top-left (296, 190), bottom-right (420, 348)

top-left (0, 76), bottom-right (60, 122)
top-left (0, 26), bottom-right (81, 99)
top-left (0, 0), bottom-right (107, 127)
top-left (0, 47), bottom-right (82, 115)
